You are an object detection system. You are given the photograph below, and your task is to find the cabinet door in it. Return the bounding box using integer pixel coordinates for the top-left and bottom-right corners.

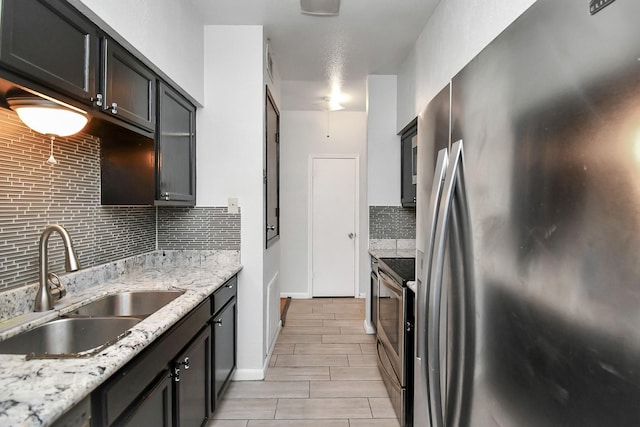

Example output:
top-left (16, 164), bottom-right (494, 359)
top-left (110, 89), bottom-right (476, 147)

top-left (212, 297), bottom-right (237, 408)
top-left (102, 39), bottom-right (156, 131)
top-left (400, 123), bottom-right (417, 208)
top-left (156, 82), bottom-right (196, 205)
top-left (119, 371), bottom-right (173, 427)
top-left (173, 327), bottom-right (211, 427)
top-left (0, 0), bottom-right (97, 103)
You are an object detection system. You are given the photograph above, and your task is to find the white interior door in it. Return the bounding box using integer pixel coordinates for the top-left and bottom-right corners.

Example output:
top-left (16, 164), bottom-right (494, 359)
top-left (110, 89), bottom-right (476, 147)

top-left (311, 157), bottom-right (357, 297)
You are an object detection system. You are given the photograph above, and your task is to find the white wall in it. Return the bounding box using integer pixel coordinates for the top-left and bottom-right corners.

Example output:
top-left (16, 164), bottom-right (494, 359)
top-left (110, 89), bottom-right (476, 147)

top-left (198, 25), bottom-right (266, 379)
top-left (262, 36), bottom-right (282, 360)
top-left (366, 75), bottom-right (399, 207)
top-left (279, 111), bottom-right (369, 298)
top-left (397, 0), bottom-right (537, 130)
top-left (75, 0), bottom-right (205, 104)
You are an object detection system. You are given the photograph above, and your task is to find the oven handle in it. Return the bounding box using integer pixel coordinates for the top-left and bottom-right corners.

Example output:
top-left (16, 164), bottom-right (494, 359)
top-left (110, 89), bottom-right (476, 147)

top-left (427, 139), bottom-right (466, 427)
top-left (376, 339), bottom-right (402, 390)
top-left (377, 269), bottom-right (403, 294)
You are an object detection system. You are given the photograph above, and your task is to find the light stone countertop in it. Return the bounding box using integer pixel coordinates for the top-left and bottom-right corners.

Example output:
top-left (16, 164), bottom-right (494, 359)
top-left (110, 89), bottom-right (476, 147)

top-left (368, 248), bottom-right (416, 260)
top-left (368, 238), bottom-right (416, 260)
top-left (0, 250), bottom-right (242, 427)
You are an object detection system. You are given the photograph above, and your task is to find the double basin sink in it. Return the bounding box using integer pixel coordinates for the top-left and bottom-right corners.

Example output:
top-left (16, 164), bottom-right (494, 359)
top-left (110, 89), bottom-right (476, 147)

top-left (0, 291), bottom-right (184, 358)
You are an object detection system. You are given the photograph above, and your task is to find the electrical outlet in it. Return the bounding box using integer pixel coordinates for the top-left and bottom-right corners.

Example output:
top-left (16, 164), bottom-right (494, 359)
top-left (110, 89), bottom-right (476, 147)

top-left (228, 197), bottom-right (238, 214)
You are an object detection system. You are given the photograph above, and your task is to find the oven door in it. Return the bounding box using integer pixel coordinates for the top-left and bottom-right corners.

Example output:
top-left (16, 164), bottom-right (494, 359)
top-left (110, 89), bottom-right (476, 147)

top-left (377, 268), bottom-right (407, 384)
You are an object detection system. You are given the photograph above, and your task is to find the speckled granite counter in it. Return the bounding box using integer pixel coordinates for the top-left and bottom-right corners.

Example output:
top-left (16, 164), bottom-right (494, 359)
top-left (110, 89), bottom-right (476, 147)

top-left (0, 250), bottom-right (242, 427)
top-left (368, 248), bottom-right (416, 259)
top-left (368, 238), bottom-right (416, 260)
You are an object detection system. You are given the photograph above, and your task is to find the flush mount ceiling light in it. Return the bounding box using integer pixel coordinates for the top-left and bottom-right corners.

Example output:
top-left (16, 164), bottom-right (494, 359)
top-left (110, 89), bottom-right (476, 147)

top-left (323, 96), bottom-right (344, 111)
top-left (301, 0), bottom-right (340, 16)
top-left (7, 96), bottom-right (89, 137)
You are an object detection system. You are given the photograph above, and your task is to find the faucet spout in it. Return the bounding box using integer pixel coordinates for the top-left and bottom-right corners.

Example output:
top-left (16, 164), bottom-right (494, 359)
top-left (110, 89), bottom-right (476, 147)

top-left (35, 224), bottom-right (80, 312)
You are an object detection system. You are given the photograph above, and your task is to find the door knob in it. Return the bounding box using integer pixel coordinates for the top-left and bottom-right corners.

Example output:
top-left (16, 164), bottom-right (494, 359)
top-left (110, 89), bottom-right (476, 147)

top-left (348, 233), bottom-right (355, 239)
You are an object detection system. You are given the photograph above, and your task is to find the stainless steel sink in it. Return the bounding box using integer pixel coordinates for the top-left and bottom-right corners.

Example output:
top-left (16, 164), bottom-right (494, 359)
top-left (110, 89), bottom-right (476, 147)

top-left (0, 291), bottom-right (184, 358)
top-left (0, 317), bottom-right (141, 356)
top-left (67, 290), bottom-right (184, 318)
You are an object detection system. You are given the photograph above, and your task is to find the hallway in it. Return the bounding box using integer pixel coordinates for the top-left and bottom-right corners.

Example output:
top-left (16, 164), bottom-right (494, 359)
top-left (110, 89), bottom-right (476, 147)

top-left (209, 298), bottom-right (400, 426)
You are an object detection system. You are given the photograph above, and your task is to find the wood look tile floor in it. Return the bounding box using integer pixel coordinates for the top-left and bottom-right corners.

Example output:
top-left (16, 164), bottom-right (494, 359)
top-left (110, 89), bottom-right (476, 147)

top-left (208, 298), bottom-right (400, 427)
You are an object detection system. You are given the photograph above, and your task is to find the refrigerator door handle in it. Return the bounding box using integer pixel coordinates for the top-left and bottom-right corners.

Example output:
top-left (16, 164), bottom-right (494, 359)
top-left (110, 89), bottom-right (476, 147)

top-left (417, 148), bottom-right (448, 362)
top-left (427, 139), bottom-right (466, 427)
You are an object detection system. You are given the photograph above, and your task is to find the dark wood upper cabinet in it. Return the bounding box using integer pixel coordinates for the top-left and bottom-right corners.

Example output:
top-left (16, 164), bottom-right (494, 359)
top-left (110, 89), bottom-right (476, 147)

top-left (100, 81), bottom-right (196, 206)
top-left (0, 0), bottom-right (98, 104)
top-left (101, 39), bottom-right (156, 132)
top-left (156, 82), bottom-right (196, 206)
top-left (0, 0), bottom-right (198, 206)
top-left (400, 119), bottom-right (417, 208)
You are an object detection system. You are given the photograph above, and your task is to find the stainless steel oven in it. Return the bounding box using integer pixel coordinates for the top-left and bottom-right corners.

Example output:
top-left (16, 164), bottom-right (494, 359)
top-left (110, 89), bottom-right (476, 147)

top-left (377, 268), bottom-right (407, 378)
top-left (376, 259), bottom-right (414, 427)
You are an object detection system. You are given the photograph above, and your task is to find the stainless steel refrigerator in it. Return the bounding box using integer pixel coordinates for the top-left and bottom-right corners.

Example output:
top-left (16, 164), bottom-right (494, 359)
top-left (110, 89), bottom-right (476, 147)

top-left (414, 0), bottom-right (640, 426)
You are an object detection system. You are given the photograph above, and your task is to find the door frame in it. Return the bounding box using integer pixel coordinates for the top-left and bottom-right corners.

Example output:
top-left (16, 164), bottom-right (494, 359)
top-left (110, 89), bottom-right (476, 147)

top-left (307, 154), bottom-right (360, 297)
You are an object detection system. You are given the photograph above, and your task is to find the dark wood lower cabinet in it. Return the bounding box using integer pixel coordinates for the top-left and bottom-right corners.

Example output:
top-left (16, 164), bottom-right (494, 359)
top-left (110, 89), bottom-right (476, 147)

top-left (120, 372), bottom-right (173, 427)
top-left (213, 295), bottom-right (236, 404)
top-left (91, 275), bottom-right (237, 427)
top-left (174, 327), bottom-right (211, 427)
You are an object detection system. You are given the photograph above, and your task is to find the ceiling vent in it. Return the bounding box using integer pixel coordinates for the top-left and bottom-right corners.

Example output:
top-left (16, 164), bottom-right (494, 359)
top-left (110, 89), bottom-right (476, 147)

top-left (300, 0), bottom-right (340, 16)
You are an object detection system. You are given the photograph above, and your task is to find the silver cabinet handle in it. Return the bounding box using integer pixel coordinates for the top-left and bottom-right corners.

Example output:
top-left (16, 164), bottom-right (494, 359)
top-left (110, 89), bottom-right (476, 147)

top-left (93, 93), bottom-right (103, 107)
top-left (180, 357), bottom-right (190, 370)
top-left (110, 102), bottom-right (118, 114)
top-left (426, 139), bottom-right (474, 427)
top-left (267, 225), bottom-right (276, 231)
top-left (172, 366), bottom-right (181, 382)
top-left (348, 232), bottom-right (355, 239)
top-left (213, 319), bottom-right (223, 327)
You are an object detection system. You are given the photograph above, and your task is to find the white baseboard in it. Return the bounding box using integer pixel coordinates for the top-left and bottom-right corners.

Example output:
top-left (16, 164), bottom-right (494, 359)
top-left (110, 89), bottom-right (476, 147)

top-left (280, 292), bottom-right (311, 299)
top-left (232, 368), bottom-right (265, 381)
top-left (363, 319), bottom-right (376, 335)
top-left (232, 321), bottom-right (283, 382)
top-left (263, 321), bottom-right (282, 371)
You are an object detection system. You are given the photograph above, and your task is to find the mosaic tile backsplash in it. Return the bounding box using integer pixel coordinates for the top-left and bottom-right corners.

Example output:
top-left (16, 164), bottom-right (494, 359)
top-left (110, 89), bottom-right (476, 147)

top-left (369, 205), bottom-right (416, 239)
top-left (158, 207), bottom-right (241, 250)
top-left (0, 109), bottom-right (240, 290)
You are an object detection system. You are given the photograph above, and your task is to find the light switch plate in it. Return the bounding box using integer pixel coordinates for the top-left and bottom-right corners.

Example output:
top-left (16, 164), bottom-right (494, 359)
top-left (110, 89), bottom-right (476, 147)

top-left (228, 197), bottom-right (238, 214)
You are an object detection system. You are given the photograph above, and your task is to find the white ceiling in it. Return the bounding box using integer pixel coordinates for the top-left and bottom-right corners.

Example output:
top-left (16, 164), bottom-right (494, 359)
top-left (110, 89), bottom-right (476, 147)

top-left (189, 0), bottom-right (440, 111)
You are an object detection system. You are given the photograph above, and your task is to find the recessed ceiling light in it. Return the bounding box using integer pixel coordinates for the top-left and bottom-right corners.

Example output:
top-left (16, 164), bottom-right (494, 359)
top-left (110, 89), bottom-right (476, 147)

top-left (300, 0), bottom-right (340, 16)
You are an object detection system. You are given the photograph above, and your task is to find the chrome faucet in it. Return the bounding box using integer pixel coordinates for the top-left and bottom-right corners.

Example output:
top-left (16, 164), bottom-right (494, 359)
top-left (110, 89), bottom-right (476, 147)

top-left (35, 224), bottom-right (80, 312)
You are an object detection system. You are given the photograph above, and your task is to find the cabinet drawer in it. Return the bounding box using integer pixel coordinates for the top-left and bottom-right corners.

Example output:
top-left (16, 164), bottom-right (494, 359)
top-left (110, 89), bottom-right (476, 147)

top-left (212, 277), bottom-right (237, 315)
